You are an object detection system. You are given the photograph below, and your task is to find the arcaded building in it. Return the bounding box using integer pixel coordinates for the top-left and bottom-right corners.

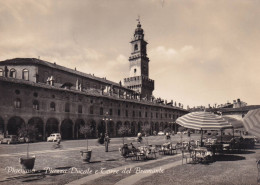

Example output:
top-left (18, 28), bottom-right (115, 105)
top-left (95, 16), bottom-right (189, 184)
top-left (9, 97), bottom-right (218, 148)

top-left (0, 21), bottom-right (188, 140)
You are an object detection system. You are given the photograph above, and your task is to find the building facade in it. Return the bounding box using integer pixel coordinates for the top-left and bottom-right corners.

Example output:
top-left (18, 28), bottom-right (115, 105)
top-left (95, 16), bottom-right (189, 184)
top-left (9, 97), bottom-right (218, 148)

top-left (0, 21), bottom-right (188, 140)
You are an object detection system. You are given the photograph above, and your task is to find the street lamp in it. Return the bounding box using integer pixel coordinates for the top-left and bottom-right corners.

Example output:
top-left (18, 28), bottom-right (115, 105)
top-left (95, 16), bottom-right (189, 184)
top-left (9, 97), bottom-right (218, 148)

top-left (102, 112), bottom-right (112, 152)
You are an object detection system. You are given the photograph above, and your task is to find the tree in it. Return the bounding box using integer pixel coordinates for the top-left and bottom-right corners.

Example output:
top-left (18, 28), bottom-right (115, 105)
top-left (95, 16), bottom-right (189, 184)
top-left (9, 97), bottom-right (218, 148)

top-left (18, 124), bottom-right (38, 158)
top-left (142, 124), bottom-right (151, 136)
top-left (79, 124), bottom-right (93, 151)
top-left (118, 125), bottom-right (131, 144)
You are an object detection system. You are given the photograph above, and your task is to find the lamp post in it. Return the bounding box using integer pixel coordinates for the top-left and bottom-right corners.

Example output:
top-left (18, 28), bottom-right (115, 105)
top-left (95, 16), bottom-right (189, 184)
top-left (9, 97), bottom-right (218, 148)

top-left (103, 112), bottom-right (112, 152)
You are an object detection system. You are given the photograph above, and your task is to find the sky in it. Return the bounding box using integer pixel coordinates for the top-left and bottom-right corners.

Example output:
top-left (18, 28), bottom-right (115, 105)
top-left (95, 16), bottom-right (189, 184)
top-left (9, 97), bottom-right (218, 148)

top-left (0, 0), bottom-right (259, 108)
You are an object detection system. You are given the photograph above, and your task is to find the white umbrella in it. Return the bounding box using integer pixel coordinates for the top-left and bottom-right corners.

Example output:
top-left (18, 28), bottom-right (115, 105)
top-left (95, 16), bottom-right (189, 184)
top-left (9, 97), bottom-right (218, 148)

top-left (243, 108), bottom-right (260, 138)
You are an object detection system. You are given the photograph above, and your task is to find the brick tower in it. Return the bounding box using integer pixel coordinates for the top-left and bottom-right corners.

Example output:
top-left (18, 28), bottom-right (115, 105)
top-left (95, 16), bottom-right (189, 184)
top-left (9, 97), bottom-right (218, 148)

top-left (124, 19), bottom-right (154, 100)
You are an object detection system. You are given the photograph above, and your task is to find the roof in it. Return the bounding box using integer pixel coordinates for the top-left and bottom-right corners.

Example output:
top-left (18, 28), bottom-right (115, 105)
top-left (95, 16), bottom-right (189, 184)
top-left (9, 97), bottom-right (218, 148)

top-left (0, 58), bottom-right (131, 91)
top-left (0, 76), bottom-right (189, 113)
top-left (210, 105), bottom-right (260, 113)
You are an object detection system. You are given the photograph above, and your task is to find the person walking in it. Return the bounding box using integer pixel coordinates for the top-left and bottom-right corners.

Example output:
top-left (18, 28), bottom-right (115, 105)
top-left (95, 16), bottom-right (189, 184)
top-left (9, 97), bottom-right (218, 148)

top-left (104, 133), bottom-right (110, 152)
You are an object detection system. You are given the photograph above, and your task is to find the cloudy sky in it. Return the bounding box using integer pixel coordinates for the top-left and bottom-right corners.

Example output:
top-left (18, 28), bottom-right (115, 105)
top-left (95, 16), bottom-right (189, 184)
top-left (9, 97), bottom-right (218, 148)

top-left (0, 0), bottom-right (260, 108)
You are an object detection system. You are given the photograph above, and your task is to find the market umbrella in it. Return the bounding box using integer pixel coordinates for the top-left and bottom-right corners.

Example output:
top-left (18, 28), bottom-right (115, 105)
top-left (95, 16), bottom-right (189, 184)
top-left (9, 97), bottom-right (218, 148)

top-left (176, 111), bottom-right (233, 146)
top-left (222, 116), bottom-right (244, 129)
top-left (242, 108), bottom-right (260, 138)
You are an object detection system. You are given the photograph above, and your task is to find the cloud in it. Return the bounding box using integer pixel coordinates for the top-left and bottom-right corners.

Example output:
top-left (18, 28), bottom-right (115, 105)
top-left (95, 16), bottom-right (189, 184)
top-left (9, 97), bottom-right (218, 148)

top-left (0, 0), bottom-right (259, 107)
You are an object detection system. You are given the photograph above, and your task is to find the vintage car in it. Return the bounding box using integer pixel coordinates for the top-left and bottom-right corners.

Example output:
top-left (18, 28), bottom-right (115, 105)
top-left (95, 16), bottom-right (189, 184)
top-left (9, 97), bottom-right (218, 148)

top-left (47, 133), bottom-right (61, 142)
top-left (0, 135), bottom-right (18, 144)
top-left (157, 131), bottom-right (165, 136)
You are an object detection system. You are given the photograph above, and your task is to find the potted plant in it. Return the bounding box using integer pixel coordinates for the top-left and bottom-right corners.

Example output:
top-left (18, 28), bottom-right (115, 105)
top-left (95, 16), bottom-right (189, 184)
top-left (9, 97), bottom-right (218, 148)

top-left (18, 124), bottom-right (38, 170)
top-left (118, 125), bottom-right (131, 144)
top-left (79, 124), bottom-right (93, 162)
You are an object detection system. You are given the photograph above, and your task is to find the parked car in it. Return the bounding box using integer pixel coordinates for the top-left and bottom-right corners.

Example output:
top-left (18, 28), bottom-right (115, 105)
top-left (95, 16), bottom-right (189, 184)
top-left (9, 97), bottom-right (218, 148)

top-left (47, 133), bottom-right (61, 142)
top-left (157, 131), bottom-right (165, 136)
top-left (18, 137), bottom-right (36, 143)
top-left (0, 135), bottom-right (18, 144)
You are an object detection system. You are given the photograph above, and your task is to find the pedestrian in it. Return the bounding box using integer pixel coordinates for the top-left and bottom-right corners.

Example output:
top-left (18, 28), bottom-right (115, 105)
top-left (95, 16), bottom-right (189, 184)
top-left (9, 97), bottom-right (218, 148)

top-left (104, 133), bottom-right (110, 152)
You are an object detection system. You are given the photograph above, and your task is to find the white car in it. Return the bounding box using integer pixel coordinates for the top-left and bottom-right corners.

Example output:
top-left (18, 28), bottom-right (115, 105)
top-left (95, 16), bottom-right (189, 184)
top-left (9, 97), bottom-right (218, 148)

top-left (157, 131), bottom-right (165, 136)
top-left (47, 133), bottom-right (61, 142)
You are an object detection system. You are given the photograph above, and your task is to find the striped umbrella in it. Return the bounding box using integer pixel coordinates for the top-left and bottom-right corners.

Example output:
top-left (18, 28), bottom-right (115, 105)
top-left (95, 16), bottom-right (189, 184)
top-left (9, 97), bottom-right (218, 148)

top-left (176, 111), bottom-right (233, 146)
top-left (176, 111), bottom-right (233, 130)
top-left (242, 108), bottom-right (260, 138)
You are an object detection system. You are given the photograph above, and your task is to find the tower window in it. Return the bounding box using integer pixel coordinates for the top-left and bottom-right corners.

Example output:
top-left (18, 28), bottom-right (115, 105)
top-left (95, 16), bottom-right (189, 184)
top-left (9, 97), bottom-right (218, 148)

top-left (134, 68), bottom-right (136, 73)
top-left (134, 44), bottom-right (138, 51)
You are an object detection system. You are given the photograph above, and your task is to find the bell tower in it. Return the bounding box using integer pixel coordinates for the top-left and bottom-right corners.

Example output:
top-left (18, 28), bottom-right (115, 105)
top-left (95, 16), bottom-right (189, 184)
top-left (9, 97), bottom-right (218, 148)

top-left (124, 18), bottom-right (154, 100)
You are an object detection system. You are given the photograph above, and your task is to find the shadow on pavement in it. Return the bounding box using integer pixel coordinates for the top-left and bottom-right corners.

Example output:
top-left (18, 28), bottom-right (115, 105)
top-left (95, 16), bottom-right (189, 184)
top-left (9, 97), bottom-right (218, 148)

top-left (228, 150), bottom-right (255, 154)
top-left (88, 160), bottom-right (101, 163)
top-left (213, 155), bottom-right (246, 161)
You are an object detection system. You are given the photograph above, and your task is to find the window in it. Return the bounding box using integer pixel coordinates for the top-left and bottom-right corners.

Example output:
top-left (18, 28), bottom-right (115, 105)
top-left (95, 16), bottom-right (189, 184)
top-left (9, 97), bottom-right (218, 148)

top-left (100, 107), bottom-right (103, 115)
top-left (134, 68), bottom-right (137, 73)
top-left (109, 108), bottom-right (113, 116)
top-left (161, 114), bottom-right (162, 118)
top-left (156, 113), bottom-right (158, 118)
top-left (14, 98), bottom-right (21, 108)
top-left (10, 69), bottom-right (16, 78)
top-left (33, 92), bottom-right (38, 97)
top-left (125, 110), bottom-right (128, 117)
top-left (15, 89), bottom-right (20, 95)
top-left (78, 105), bottom-right (82, 114)
top-left (22, 69), bottom-right (29, 80)
top-left (65, 103), bottom-right (70, 112)
top-left (50, 102), bottom-right (56, 111)
top-left (118, 109), bottom-right (121, 116)
top-left (90, 106), bottom-right (94, 114)
top-left (139, 111), bottom-right (141, 117)
top-left (33, 100), bottom-right (39, 110)
top-left (133, 111), bottom-right (135, 117)
top-left (145, 112), bottom-right (147, 118)
top-left (134, 44), bottom-right (138, 51)
top-left (165, 113), bottom-right (167, 118)
top-left (151, 112), bottom-right (153, 118)
top-left (0, 68), bottom-right (3, 76)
